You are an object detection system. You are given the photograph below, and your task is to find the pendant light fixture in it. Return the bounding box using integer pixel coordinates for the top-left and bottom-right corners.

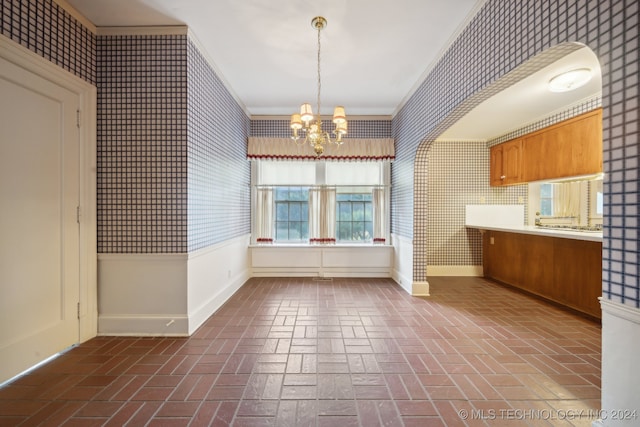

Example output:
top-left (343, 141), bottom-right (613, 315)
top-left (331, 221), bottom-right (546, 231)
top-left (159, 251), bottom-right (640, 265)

top-left (290, 16), bottom-right (347, 157)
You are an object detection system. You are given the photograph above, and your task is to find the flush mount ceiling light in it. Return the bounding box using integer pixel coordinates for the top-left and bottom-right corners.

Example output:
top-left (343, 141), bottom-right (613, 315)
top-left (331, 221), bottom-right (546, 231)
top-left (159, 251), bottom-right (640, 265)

top-left (548, 68), bottom-right (592, 92)
top-left (290, 16), bottom-right (347, 157)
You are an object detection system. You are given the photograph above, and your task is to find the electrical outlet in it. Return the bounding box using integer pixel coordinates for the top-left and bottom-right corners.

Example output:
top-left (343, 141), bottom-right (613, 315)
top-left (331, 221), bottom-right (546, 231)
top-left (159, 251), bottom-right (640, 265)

top-left (480, 196), bottom-right (486, 203)
top-left (518, 196), bottom-right (524, 203)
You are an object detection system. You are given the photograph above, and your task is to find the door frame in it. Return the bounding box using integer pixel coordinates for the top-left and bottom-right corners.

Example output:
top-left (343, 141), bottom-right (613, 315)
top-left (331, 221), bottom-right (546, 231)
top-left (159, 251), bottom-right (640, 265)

top-left (0, 34), bottom-right (97, 343)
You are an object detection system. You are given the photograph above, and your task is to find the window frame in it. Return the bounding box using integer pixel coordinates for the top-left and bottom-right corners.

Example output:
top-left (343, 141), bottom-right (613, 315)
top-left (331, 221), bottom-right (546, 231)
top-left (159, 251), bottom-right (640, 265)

top-left (251, 161), bottom-right (390, 245)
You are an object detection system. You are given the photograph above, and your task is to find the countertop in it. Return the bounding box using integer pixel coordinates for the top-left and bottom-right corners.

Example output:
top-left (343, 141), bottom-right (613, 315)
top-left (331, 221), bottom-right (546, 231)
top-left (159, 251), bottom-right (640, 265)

top-left (465, 224), bottom-right (603, 242)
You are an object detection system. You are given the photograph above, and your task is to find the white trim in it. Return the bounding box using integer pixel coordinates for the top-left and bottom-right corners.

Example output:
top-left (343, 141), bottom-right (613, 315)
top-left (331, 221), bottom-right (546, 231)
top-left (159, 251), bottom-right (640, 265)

top-left (412, 281), bottom-right (430, 296)
top-left (52, 0), bottom-right (97, 33)
top-left (251, 114), bottom-right (393, 121)
top-left (96, 26), bottom-right (188, 36)
top-left (0, 34), bottom-right (98, 345)
top-left (600, 298), bottom-right (640, 324)
top-left (97, 315), bottom-right (189, 337)
top-left (427, 265), bottom-right (483, 276)
top-left (98, 253), bottom-right (188, 262)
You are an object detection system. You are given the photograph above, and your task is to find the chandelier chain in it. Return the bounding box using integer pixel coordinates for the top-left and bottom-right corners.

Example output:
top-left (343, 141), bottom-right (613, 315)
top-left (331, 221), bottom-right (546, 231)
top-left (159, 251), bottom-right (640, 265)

top-left (316, 23), bottom-right (321, 125)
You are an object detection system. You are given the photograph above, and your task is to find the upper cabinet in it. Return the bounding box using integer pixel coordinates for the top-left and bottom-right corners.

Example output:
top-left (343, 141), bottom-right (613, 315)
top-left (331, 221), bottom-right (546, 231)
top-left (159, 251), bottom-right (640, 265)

top-left (490, 138), bottom-right (523, 186)
top-left (489, 109), bottom-right (602, 187)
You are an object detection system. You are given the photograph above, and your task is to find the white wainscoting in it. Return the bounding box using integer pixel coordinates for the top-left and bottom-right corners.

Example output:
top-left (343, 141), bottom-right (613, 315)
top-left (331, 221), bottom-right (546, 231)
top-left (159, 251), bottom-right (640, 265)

top-left (187, 235), bottom-right (251, 335)
top-left (598, 299), bottom-right (640, 427)
top-left (391, 233), bottom-right (413, 294)
top-left (250, 245), bottom-right (393, 278)
top-left (98, 234), bottom-right (251, 336)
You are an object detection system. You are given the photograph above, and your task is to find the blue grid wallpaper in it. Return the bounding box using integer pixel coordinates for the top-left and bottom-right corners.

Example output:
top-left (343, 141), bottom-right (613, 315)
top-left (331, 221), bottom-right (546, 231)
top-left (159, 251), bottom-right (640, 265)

top-left (97, 34), bottom-right (188, 253)
top-left (187, 39), bottom-right (250, 252)
top-left (0, 0), bottom-right (95, 84)
top-left (251, 119), bottom-right (392, 139)
top-left (393, 0), bottom-right (639, 308)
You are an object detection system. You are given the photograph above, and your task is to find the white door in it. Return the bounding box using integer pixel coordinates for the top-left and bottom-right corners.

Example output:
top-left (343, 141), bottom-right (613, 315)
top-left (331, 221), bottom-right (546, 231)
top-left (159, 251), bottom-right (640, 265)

top-left (0, 54), bottom-right (80, 384)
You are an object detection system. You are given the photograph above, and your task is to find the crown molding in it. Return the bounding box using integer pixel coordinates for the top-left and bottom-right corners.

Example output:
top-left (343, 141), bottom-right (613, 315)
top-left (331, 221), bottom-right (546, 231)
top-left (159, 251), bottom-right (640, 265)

top-left (52, 0), bottom-right (97, 33)
top-left (250, 115), bottom-right (392, 121)
top-left (96, 26), bottom-right (188, 36)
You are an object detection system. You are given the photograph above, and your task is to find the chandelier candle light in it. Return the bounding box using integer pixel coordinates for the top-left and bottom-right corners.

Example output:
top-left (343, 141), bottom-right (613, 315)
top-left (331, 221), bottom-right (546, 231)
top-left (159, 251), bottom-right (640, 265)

top-left (290, 16), bottom-right (347, 157)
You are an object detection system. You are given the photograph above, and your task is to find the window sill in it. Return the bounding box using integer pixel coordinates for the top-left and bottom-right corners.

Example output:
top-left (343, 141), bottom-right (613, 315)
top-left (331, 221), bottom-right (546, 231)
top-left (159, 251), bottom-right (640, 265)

top-left (249, 242), bottom-right (391, 248)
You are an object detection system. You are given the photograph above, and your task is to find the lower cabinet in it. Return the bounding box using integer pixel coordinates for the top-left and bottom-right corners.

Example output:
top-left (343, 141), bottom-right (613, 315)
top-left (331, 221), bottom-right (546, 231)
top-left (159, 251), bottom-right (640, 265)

top-left (483, 231), bottom-right (602, 319)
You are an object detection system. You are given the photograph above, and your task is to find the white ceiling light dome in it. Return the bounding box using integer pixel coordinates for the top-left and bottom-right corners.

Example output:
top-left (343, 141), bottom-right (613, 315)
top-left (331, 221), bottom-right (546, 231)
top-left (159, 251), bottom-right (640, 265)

top-left (548, 68), bottom-right (593, 92)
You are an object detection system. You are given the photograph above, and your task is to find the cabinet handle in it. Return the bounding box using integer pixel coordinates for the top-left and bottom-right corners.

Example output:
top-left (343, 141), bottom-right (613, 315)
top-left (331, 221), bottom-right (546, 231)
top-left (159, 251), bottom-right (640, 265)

top-left (500, 175), bottom-right (506, 180)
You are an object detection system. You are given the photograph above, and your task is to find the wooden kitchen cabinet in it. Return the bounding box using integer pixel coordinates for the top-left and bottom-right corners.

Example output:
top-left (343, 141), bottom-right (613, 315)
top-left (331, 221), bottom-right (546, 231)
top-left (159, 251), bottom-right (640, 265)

top-left (490, 138), bottom-right (523, 186)
top-left (483, 230), bottom-right (602, 319)
top-left (522, 108), bottom-right (602, 182)
top-left (489, 108), bottom-right (602, 186)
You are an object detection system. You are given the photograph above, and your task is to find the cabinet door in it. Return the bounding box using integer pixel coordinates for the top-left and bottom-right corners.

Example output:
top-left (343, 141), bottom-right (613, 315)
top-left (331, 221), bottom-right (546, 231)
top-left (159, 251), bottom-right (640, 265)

top-left (489, 144), bottom-right (504, 186)
top-left (523, 109), bottom-right (602, 182)
top-left (490, 139), bottom-right (522, 186)
top-left (501, 139), bottom-right (523, 185)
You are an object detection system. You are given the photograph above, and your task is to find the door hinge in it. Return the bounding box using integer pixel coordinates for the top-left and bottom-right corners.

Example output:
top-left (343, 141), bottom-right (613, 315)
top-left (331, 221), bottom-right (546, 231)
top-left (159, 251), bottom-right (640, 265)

top-left (76, 206), bottom-right (81, 223)
top-left (77, 302), bottom-right (80, 319)
top-left (76, 109), bottom-right (81, 128)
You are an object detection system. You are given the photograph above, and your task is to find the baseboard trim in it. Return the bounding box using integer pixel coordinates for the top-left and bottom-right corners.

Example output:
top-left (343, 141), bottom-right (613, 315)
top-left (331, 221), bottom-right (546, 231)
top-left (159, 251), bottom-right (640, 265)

top-left (188, 270), bottom-right (250, 335)
top-left (98, 315), bottom-right (189, 337)
top-left (427, 265), bottom-right (483, 276)
top-left (412, 281), bottom-right (430, 296)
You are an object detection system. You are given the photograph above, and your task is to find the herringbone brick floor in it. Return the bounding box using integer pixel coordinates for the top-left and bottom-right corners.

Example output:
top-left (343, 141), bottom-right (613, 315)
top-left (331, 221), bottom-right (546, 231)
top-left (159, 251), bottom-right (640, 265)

top-left (0, 277), bottom-right (601, 426)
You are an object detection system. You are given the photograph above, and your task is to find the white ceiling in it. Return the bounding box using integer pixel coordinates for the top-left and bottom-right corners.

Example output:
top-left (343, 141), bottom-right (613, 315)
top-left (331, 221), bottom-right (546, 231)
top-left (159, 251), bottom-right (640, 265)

top-left (64, 0), bottom-right (484, 116)
top-left (438, 46), bottom-right (602, 141)
top-left (62, 0), bottom-right (601, 140)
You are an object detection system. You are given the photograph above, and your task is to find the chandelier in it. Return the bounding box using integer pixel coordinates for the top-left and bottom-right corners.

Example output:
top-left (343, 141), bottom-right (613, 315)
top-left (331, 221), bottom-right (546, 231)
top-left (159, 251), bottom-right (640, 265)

top-left (290, 16), bottom-right (347, 157)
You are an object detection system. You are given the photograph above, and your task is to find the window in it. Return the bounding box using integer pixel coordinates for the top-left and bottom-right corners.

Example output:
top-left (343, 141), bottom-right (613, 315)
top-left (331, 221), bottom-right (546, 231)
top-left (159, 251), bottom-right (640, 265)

top-left (252, 161), bottom-right (389, 245)
top-left (336, 193), bottom-right (373, 241)
top-left (274, 187), bottom-right (309, 242)
top-left (539, 183), bottom-right (553, 216)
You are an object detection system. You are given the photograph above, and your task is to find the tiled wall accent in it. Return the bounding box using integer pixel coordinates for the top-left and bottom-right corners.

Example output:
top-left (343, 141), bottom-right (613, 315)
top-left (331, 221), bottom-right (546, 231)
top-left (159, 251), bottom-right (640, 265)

top-left (97, 35), bottom-right (188, 253)
top-left (392, 0), bottom-right (639, 309)
top-left (187, 39), bottom-right (250, 252)
top-left (426, 141), bottom-right (525, 266)
top-left (488, 96), bottom-right (602, 146)
top-left (0, 0), bottom-right (95, 84)
top-left (251, 119), bottom-right (392, 139)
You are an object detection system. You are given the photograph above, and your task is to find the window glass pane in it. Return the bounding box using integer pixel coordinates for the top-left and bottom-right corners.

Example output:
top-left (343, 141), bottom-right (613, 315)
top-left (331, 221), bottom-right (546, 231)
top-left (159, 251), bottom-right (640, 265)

top-left (364, 204), bottom-right (373, 221)
top-left (365, 221), bottom-right (373, 238)
top-left (273, 186), bottom-right (309, 242)
top-left (289, 203), bottom-right (301, 221)
top-left (338, 222), bottom-right (352, 240)
top-left (276, 203), bottom-right (289, 221)
top-left (352, 222), bottom-right (365, 239)
top-left (276, 222), bottom-right (289, 240)
top-left (540, 184), bottom-right (553, 198)
top-left (352, 202), bottom-right (364, 221)
top-left (338, 203), bottom-right (352, 221)
top-left (275, 188), bottom-right (288, 201)
top-left (289, 222), bottom-right (301, 240)
top-left (540, 199), bottom-right (553, 216)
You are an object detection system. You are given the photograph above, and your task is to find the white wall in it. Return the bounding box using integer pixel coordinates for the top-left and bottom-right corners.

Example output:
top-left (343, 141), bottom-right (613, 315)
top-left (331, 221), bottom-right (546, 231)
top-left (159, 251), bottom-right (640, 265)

top-left (598, 300), bottom-right (640, 427)
top-left (98, 234), bottom-right (251, 336)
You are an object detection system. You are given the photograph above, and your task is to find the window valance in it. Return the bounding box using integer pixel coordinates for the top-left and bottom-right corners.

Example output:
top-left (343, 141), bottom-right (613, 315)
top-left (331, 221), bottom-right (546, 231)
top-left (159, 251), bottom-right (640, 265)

top-left (247, 137), bottom-right (395, 161)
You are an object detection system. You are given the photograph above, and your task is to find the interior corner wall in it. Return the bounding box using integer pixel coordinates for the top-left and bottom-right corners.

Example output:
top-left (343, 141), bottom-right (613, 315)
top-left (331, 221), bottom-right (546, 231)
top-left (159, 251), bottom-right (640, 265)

top-left (425, 140), bottom-right (526, 275)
